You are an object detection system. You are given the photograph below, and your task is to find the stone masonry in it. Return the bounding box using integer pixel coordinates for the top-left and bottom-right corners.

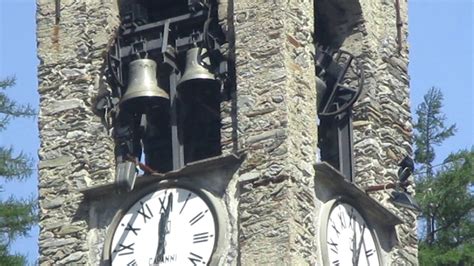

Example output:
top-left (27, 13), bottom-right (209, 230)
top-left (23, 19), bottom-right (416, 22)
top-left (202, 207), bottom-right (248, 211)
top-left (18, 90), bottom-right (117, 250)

top-left (350, 0), bottom-right (417, 264)
top-left (37, 0), bottom-right (416, 265)
top-left (37, 0), bottom-right (119, 264)
top-left (232, 0), bottom-right (318, 264)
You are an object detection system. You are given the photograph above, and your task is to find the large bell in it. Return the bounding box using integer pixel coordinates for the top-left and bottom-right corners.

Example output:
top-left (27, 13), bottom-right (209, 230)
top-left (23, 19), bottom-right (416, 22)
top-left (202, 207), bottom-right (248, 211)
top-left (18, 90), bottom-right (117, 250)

top-left (121, 58), bottom-right (169, 113)
top-left (177, 47), bottom-right (219, 92)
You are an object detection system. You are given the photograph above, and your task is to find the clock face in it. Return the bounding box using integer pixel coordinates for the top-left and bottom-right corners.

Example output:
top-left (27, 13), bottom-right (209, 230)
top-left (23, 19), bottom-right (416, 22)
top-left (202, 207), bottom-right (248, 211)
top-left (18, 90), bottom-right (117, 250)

top-left (325, 202), bottom-right (380, 266)
top-left (110, 187), bottom-right (217, 266)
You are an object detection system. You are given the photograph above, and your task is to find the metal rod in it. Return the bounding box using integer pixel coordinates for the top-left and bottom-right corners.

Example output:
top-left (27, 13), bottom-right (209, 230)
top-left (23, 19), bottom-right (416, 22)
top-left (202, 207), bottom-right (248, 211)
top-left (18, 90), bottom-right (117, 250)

top-left (162, 19), bottom-right (170, 54)
top-left (121, 10), bottom-right (207, 36)
top-left (337, 110), bottom-right (354, 182)
top-left (364, 181), bottom-right (412, 193)
top-left (55, 0), bottom-right (61, 24)
top-left (126, 155), bottom-right (157, 174)
top-left (395, 0), bottom-right (403, 54)
top-left (119, 35), bottom-right (206, 61)
top-left (170, 71), bottom-right (184, 169)
top-left (365, 183), bottom-right (397, 193)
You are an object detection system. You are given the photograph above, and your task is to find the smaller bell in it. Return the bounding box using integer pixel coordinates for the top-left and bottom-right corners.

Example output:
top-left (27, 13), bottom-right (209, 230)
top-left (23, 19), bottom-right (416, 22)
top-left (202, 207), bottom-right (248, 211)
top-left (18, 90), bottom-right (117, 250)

top-left (121, 58), bottom-right (169, 114)
top-left (177, 47), bottom-right (219, 93)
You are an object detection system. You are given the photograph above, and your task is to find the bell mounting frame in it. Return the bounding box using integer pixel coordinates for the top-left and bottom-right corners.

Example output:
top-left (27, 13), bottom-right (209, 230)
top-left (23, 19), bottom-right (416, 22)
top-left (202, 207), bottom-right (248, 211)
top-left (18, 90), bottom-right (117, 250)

top-left (98, 0), bottom-right (230, 191)
top-left (316, 45), bottom-right (364, 117)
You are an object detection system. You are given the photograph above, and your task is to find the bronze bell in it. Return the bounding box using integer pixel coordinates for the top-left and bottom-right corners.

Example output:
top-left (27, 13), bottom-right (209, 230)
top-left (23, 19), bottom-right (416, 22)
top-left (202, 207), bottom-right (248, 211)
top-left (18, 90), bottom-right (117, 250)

top-left (177, 47), bottom-right (219, 92)
top-left (121, 58), bottom-right (169, 113)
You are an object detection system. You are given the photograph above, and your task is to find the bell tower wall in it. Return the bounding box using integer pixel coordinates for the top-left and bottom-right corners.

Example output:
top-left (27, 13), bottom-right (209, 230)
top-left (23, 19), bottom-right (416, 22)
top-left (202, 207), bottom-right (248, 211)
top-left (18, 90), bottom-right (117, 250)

top-left (37, 0), bottom-right (119, 264)
top-left (36, 0), bottom-right (416, 264)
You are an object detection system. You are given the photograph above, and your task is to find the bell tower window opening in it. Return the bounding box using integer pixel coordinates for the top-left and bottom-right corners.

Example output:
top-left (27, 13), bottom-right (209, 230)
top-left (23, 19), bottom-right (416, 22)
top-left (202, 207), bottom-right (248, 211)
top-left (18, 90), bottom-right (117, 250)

top-left (314, 0), bottom-right (363, 182)
top-left (100, 0), bottom-right (229, 191)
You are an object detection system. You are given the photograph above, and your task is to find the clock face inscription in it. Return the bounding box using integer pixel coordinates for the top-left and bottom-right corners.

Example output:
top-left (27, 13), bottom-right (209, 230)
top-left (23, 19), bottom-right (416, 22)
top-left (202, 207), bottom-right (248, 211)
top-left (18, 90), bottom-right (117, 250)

top-left (326, 203), bottom-right (380, 266)
top-left (110, 187), bottom-right (216, 266)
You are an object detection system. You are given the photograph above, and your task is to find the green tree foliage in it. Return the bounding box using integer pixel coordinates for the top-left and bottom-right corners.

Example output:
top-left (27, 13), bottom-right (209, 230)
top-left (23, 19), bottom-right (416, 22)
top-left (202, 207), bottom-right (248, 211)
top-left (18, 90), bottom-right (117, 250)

top-left (417, 149), bottom-right (474, 265)
top-left (413, 87), bottom-right (457, 245)
top-left (0, 76), bottom-right (36, 265)
top-left (413, 87), bottom-right (456, 178)
top-left (414, 87), bottom-right (474, 265)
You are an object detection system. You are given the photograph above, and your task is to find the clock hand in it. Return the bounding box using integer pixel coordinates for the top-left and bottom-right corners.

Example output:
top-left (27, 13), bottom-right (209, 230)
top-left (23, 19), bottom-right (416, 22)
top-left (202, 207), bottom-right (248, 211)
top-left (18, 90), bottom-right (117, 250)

top-left (154, 210), bottom-right (167, 263)
top-left (354, 224), bottom-right (366, 266)
top-left (154, 193), bottom-right (173, 264)
top-left (352, 227), bottom-right (357, 266)
top-left (352, 226), bottom-right (357, 265)
top-left (364, 240), bottom-right (371, 266)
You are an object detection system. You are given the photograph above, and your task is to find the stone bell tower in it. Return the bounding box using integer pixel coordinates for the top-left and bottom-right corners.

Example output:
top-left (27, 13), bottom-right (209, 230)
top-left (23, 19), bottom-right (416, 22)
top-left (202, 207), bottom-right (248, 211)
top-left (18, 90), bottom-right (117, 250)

top-left (37, 0), bottom-right (416, 265)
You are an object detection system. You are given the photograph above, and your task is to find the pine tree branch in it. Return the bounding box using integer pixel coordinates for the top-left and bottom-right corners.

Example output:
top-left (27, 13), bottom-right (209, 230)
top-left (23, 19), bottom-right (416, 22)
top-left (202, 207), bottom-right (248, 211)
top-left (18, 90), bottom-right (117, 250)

top-left (431, 211), bottom-right (471, 239)
top-left (0, 147), bottom-right (33, 180)
top-left (0, 196), bottom-right (37, 243)
top-left (0, 77), bottom-right (37, 264)
top-left (0, 93), bottom-right (37, 118)
top-left (0, 77), bottom-right (15, 90)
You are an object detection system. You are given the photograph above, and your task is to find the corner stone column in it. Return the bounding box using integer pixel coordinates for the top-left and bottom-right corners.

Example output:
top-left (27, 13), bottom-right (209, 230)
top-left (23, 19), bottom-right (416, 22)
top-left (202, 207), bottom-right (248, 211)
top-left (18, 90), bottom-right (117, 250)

top-left (36, 0), bottom-right (118, 264)
top-left (233, 0), bottom-right (318, 264)
top-left (352, 0), bottom-right (416, 263)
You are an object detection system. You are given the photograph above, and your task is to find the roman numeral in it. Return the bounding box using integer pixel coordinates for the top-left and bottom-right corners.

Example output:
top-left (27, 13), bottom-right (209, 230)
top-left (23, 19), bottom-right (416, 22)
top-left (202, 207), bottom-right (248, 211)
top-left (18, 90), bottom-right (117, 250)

top-left (124, 223), bottom-right (140, 236)
top-left (193, 232), bottom-right (212, 243)
top-left (158, 191), bottom-right (168, 213)
top-left (114, 243), bottom-right (135, 256)
top-left (188, 252), bottom-right (204, 265)
top-left (180, 192), bottom-right (192, 214)
top-left (327, 239), bottom-right (338, 254)
top-left (348, 208), bottom-right (355, 228)
top-left (330, 219), bottom-right (340, 236)
top-left (189, 210), bottom-right (208, 226)
top-left (137, 201), bottom-right (153, 223)
top-left (366, 249), bottom-right (375, 257)
top-left (338, 211), bottom-right (346, 228)
top-left (126, 259), bottom-right (137, 266)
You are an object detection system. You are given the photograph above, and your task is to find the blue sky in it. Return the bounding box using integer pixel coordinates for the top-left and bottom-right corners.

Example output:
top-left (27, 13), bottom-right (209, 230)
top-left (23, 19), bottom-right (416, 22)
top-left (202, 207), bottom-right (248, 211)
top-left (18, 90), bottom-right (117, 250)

top-left (409, 0), bottom-right (474, 163)
top-left (0, 0), bottom-right (40, 263)
top-left (0, 0), bottom-right (473, 264)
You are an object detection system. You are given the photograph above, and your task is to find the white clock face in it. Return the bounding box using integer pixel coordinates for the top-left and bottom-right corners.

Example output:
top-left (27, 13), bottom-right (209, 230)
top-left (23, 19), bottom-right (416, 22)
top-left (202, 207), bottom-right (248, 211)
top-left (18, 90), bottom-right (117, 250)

top-left (326, 202), bottom-right (380, 266)
top-left (110, 187), bottom-right (216, 266)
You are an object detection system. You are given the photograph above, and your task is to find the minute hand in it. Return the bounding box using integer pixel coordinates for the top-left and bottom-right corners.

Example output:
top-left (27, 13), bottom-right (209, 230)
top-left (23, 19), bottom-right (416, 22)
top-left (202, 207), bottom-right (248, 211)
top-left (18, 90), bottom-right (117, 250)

top-left (353, 224), bottom-right (366, 266)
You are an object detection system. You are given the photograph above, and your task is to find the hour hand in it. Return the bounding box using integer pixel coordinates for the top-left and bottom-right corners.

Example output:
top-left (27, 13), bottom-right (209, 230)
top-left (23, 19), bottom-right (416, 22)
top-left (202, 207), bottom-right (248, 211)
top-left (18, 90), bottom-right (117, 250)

top-left (154, 193), bottom-right (173, 263)
top-left (154, 213), bottom-right (167, 263)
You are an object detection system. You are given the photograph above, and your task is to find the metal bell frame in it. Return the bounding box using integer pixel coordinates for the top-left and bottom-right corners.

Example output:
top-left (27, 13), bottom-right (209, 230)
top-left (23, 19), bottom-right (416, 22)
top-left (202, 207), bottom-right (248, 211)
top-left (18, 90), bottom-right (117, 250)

top-left (101, 0), bottom-right (229, 192)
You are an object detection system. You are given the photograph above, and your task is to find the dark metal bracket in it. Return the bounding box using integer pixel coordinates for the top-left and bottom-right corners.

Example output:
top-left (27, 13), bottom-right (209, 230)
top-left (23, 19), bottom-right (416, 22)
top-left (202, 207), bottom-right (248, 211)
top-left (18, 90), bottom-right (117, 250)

top-left (315, 44), bottom-right (364, 182)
